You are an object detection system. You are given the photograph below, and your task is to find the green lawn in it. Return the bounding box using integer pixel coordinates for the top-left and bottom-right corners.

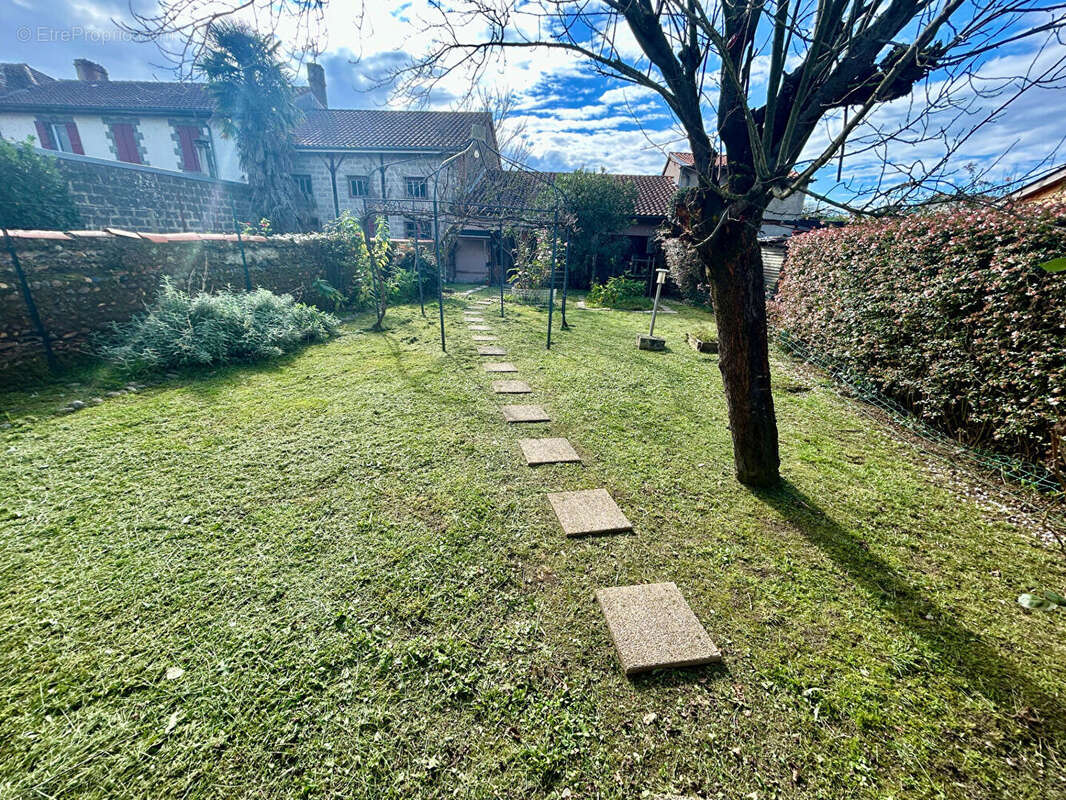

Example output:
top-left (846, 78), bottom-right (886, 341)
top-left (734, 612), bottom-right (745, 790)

top-left (2, 292), bottom-right (1065, 799)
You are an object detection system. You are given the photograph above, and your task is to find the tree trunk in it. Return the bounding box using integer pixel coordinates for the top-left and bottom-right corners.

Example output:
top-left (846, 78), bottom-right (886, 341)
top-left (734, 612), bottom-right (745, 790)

top-left (704, 220), bottom-right (780, 487)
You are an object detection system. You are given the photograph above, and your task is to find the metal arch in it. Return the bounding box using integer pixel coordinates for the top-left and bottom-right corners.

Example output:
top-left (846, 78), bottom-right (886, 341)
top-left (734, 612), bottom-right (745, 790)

top-left (320, 135), bottom-right (574, 353)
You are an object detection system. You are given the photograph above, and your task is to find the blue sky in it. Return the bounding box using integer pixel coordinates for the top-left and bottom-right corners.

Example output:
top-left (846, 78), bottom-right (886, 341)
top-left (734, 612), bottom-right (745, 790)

top-left (4, 0), bottom-right (1065, 206)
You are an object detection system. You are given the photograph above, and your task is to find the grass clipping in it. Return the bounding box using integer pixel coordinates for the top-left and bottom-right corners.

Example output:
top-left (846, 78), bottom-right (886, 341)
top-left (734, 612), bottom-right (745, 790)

top-left (101, 279), bottom-right (341, 371)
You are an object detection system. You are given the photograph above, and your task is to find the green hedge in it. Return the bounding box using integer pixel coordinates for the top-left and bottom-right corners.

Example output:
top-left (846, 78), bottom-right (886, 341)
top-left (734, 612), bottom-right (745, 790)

top-left (769, 204), bottom-right (1066, 465)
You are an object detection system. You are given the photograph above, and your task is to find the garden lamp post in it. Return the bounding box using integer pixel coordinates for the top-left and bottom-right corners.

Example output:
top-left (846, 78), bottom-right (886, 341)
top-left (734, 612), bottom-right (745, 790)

top-left (637, 268), bottom-right (669, 351)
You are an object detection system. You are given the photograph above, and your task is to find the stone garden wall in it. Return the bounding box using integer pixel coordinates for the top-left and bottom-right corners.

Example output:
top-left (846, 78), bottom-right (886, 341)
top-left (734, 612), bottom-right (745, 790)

top-left (0, 229), bottom-right (334, 370)
top-left (48, 150), bottom-right (253, 233)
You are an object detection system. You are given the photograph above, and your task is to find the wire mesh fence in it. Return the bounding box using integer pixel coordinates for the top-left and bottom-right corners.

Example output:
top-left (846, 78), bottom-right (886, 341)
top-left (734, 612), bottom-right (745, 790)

top-left (774, 328), bottom-right (1063, 499)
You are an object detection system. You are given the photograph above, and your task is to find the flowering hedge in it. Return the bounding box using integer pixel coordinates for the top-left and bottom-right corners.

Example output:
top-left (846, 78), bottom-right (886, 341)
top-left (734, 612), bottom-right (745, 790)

top-left (769, 204), bottom-right (1066, 464)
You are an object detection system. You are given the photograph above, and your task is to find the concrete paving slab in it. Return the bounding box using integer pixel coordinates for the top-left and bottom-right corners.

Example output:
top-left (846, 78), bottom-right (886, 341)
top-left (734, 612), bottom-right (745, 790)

top-left (519, 437), bottom-right (582, 465)
top-left (492, 380), bottom-right (532, 393)
top-left (472, 335), bottom-right (498, 341)
top-left (464, 315), bottom-right (485, 321)
top-left (596, 582), bottom-right (722, 676)
top-left (478, 346), bottom-right (507, 356)
top-left (483, 363), bottom-right (518, 372)
top-left (547, 488), bottom-right (632, 536)
top-left (468, 325), bottom-right (491, 331)
top-left (501, 404), bottom-right (550, 423)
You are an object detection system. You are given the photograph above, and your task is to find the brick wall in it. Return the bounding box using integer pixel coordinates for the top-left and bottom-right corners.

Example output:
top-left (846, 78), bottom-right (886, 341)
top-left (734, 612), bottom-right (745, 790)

top-left (47, 149), bottom-right (253, 233)
top-left (0, 229), bottom-right (338, 370)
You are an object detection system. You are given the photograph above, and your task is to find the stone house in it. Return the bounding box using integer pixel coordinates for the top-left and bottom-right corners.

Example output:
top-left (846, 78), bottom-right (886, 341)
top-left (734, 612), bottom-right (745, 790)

top-left (0, 59), bottom-right (498, 252)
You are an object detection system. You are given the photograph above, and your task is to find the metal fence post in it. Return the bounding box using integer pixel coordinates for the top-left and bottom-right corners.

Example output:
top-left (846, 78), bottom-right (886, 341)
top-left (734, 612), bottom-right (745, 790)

top-left (232, 202), bottom-right (251, 291)
top-left (415, 236), bottom-right (425, 317)
top-left (433, 192), bottom-right (445, 352)
top-left (546, 215), bottom-right (558, 350)
top-left (560, 238), bottom-right (570, 329)
top-left (498, 220), bottom-right (505, 318)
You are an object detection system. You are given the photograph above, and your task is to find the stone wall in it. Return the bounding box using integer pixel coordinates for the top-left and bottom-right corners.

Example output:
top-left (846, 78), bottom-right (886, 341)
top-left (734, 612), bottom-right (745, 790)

top-left (0, 229), bottom-right (334, 370)
top-left (47, 149), bottom-right (253, 233)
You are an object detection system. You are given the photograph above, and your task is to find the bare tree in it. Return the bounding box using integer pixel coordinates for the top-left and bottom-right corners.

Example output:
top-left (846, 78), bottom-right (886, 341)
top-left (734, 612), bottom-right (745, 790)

top-left (381, 0), bottom-right (1066, 486)
top-left (466, 86), bottom-right (534, 164)
top-left (124, 0), bottom-right (1066, 485)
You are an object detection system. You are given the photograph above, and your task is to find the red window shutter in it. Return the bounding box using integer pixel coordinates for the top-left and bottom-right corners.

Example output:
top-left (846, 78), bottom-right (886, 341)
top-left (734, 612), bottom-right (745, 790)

top-left (176, 125), bottom-right (201, 171)
top-left (65, 123), bottom-right (84, 155)
top-left (111, 124), bottom-right (141, 164)
top-left (34, 120), bottom-right (55, 150)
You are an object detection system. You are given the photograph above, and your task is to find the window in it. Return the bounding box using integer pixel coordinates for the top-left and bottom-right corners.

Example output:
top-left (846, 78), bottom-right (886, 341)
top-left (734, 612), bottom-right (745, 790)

top-left (175, 124), bottom-right (214, 176)
top-left (293, 174), bottom-right (314, 195)
top-left (348, 175), bottom-right (369, 197)
top-left (405, 176), bottom-right (427, 198)
top-left (34, 120), bottom-right (84, 154)
top-left (110, 123), bottom-right (142, 164)
top-left (404, 218), bottom-right (432, 239)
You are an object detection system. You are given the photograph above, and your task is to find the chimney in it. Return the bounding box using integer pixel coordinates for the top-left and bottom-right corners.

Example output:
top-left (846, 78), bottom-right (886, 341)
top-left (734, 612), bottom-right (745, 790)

top-left (307, 62), bottom-right (327, 108)
top-left (74, 59), bottom-right (108, 82)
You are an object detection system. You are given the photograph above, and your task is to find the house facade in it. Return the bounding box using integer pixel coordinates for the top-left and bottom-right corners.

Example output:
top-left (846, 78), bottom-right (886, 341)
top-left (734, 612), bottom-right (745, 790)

top-left (662, 151), bottom-right (808, 237)
top-left (0, 59), bottom-right (497, 246)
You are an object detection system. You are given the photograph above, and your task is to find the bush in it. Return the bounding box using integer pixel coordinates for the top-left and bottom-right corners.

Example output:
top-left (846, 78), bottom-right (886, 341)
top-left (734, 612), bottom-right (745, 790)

top-left (101, 280), bottom-right (340, 371)
top-left (0, 138), bottom-right (80, 229)
top-left (660, 234), bottom-right (710, 304)
top-left (391, 247), bottom-right (439, 302)
top-left (769, 204), bottom-right (1066, 464)
top-left (587, 275), bottom-right (652, 310)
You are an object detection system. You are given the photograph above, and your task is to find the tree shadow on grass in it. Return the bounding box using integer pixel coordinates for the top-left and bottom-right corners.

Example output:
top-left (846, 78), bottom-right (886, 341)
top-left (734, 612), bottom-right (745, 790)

top-left (755, 478), bottom-right (1066, 741)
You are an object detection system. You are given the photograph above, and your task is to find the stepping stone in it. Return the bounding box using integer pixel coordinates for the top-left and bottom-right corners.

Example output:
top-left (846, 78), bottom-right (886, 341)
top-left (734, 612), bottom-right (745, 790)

top-left (468, 325), bottom-right (491, 331)
top-left (596, 582), bottom-right (722, 676)
top-left (500, 404), bottom-right (550, 423)
top-left (492, 380), bottom-right (532, 394)
top-left (483, 363), bottom-right (518, 373)
top-left (477, 299), bottom-right (494, 305)
top-left (472, 335), bottom-right (498, 342)
top-left (547, 488), bottom-right (632, 537)
top-left (519, 437), bottom-right (582, 465)
top-left (478, 346), bottom-right (507, 356)
top-left (464, 315), bottom-right (485, 321)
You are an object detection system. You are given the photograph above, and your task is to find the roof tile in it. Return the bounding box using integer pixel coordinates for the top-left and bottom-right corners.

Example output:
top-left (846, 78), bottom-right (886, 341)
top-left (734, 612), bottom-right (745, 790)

top-left (293, 109), bottom-right (491, 150)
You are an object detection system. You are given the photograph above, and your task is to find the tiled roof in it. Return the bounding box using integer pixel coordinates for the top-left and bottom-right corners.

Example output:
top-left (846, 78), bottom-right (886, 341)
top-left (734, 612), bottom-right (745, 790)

top-left (667, 151), bottom-right (729, 168)
top-left (0, 63), bottom-right (55, 97)
top-left (0, 79), bottom-right (215, 112)
top-left (472, 170), bottom-right (676, 218)
top-left (293, 109), bottom-right (493, 151)
top-left (623, 173), bottom-right (678, 216)
top-left (0, 78), bottom-right (491, 152)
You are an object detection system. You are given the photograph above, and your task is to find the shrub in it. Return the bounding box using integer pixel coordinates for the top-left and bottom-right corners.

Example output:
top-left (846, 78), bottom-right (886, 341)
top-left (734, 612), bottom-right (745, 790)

top-left (659, 234), bottom-right (710, 304)
top-left (0, 138), bottom-right (80, 229)
top-left (586, 274), bottom-right (652, 310)
top-left (101, 279), bottom-right (340, 371)
top-left (769, 204), bottom-right (1066, 464)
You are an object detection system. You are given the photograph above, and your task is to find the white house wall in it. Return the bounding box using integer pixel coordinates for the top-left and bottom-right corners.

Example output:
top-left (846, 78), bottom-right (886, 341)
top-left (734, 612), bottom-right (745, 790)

top-left (0, 111), bottom-right (243, 182)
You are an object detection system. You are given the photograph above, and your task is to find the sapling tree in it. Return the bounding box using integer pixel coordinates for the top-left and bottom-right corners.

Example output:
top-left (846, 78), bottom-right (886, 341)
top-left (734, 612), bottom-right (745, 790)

top-left (547, 170), bottom-right (637, 288)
